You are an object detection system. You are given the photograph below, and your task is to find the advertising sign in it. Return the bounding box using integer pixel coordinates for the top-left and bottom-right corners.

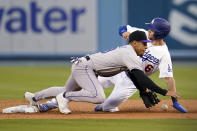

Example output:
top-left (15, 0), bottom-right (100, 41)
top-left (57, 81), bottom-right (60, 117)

top-left (0, 0), bottom-right (97, 56)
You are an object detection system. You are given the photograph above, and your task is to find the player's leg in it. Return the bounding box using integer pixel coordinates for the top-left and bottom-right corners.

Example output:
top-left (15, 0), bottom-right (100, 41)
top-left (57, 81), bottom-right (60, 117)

top-left (58, 58), bottom-right (105, 103)
top-left (102, 84), bottom-right (137, 112)
top-left (25, 74), bottom-right (81, 105)
top-left (56, 60), bottom-right (106, 114)
top-left (56, 72), bottom-right (84, 114)
top-left (38, 76), bottom-right (114, 112)
top-left (64, 63), bottom-right (106, 103)
top-left (33, 86), bottom-right (66, 101)
top-left (38, 98), bottom-right (58, 112)
top-left (34, 74), bottom-right (80, 101)
top-left (98, 76), bottom-right (114, 88)
top-left (96, 72), bottom-right (137, 112)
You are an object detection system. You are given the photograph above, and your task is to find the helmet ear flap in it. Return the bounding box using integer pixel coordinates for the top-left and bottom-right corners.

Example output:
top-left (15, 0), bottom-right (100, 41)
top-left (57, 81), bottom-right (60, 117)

top-left (154, 31), bottom-right (164, 39)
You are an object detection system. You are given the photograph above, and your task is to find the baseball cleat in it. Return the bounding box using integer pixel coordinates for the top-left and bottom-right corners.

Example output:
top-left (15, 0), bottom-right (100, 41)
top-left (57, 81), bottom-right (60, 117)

top-left (173, 101), bottom-right (188, 113)
top-left (94, 104), bottom-right (119, 112)
top-left (38, 100), bottom-right (57, 112)
top-left (56, 93), bottom-right (71, 114)
top-left (108, 107), bottom-right (119, 112)
top-left (38, 103), bottom-right (51, 112)
top-left (24, 92), bottom-right (38, 106)
top-left (94, 104), bottom-right (103, 112)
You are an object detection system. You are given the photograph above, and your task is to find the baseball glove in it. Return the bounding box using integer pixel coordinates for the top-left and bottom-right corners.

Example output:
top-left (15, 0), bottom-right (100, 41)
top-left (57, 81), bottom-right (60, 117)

top-left (140, 89), bottom-right (160, 108)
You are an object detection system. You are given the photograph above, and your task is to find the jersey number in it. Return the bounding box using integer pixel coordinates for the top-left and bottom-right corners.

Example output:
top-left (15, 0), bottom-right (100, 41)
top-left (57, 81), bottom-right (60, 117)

top-left (145, 64), bottom-right (154, 72)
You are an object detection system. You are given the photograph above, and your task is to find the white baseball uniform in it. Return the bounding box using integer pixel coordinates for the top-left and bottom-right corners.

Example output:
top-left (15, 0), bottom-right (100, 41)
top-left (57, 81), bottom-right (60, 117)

top-left (33, 44), bottom-right (143, 104)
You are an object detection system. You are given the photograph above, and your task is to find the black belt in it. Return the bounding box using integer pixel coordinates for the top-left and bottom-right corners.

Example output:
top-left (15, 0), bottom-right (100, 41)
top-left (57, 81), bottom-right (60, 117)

top-left (85, 55), bottom-right (90, 61)
top-left (84, 55), bottom-right (98, 77)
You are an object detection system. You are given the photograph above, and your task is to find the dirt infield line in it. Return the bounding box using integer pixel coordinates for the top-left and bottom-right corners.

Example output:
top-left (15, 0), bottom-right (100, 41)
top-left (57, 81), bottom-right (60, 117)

top-left (0, 99), bottom-right (197, 119)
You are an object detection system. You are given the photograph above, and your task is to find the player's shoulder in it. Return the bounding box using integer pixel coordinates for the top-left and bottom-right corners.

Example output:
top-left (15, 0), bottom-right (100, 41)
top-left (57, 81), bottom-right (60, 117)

top-left (118, 44), bottom-right (131, 50)
top-left (147, 44), bottom-right (170, 58)
top-left (158, 44), bottom-right (171, 59)
top-left (111, 45), bottom-right (131, 55)
top-left (119, 45), bottom-right (138, 58)
top-left (149, 43), bottom-right (169, 52)
top-left (161, 44), bottom-right (171, 54)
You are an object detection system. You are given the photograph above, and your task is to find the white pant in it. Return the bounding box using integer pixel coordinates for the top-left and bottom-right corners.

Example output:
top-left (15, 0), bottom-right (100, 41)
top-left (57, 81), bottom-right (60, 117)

top-left (98, 72), bottom-right (137, 111)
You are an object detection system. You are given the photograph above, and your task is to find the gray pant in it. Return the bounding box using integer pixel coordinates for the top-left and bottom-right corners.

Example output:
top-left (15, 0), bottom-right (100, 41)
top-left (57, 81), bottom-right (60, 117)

top-left (34, 57), bottom-right (105, 104)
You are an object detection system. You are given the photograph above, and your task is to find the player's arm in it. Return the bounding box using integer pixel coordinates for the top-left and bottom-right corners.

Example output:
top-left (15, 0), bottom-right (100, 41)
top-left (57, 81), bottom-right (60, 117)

top-left (165, 77), bottom-right (176, 92)
top-left (127, 69), bottom-right (178, 97)
top-left (119, 25), bottom-right (147, 40)
top-left (165, 77), bottom-right (177, 100)
top-left (159, 54), bottom-right (187, 112)
top-left (165, 77), bottom-right (178, 101)
top-left (165, 77), bottom-right (188, 113)
top-left (119, 25), bottom-right (133, 39)
top-left (119, 25), bottom-right (130, 40)
top-left (158, 54), bottom-right (181, 99)
top-left (127, 69), bottom-right (178, 108)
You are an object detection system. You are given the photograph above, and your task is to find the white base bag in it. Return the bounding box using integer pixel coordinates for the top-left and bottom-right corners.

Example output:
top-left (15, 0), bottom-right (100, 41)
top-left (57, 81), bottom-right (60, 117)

top-left (2, 105), bottom-right (39, 113)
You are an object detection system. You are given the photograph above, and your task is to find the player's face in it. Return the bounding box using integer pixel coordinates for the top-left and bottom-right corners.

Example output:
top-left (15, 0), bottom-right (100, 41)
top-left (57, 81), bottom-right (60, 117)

top-left (148, 30), bottom-right (155, 40)
top-left (133, 41), bottom-right (148, 56)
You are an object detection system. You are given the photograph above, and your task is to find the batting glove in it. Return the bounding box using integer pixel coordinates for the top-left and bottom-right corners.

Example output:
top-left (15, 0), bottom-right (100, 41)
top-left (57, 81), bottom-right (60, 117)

top-left (173, 101), bottom-right (188, 113)
top-left (119, 25), bottom-right (127, 36)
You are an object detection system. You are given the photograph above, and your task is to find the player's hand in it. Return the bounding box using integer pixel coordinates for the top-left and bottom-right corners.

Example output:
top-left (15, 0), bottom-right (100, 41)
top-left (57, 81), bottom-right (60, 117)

top-left (122, 32), bottom-right (130, 40)
top-left (166, 91), bottom-right (179, 98)
top-left (140, 89), bottom-right (160, 108)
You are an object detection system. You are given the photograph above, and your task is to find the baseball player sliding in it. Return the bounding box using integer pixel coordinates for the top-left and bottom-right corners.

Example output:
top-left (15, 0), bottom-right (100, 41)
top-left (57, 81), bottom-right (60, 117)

top-left (34, 18), bottom-right (187, 113)
top-left (94, 17), bottom-right (187, 113)
top-left (24, 29), bottom-right (178, 114)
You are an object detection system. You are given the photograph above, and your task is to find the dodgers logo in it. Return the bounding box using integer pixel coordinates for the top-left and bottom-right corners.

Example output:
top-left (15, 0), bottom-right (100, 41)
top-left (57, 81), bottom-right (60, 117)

top-left (169, 0), bottom-right (197, 46)
top-left (140, 51), bottom-right (159, 65)
top-left (168, 64), bottom-right (173, 72)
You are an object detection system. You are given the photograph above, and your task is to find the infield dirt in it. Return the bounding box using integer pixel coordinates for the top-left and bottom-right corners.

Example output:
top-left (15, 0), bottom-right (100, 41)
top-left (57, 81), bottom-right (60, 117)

top-left (0, 99), bottom-right (197, 119)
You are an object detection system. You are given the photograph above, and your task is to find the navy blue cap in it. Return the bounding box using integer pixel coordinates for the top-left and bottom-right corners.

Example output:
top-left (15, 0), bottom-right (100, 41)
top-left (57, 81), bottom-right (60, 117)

top-left (129, 30), bottom-right (151, 43)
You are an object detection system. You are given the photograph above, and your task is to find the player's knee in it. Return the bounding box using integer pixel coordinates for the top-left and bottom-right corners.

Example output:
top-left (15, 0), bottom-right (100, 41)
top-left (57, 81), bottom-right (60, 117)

top-left (94, 97), bottom-right (105, 103)
top-left (94, 94), bottom-right (105, 103)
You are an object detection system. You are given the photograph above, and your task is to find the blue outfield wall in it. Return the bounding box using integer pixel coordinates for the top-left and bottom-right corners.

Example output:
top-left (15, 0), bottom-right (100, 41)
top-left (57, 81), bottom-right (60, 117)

top-left (98, 0), bottom-right (126, 52)
top-left (0, 0), bottom-right (196, 60)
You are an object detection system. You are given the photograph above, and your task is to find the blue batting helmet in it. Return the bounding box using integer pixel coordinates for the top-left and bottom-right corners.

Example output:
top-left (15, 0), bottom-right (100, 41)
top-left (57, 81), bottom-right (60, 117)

top-left (145, 18), bottom-right (171, 39)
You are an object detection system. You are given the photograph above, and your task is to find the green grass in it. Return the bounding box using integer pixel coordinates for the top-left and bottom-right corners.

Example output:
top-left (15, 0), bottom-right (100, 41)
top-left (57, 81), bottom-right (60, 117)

top-left (0, 66), bottom-right (71, 99)
top-left (149, 66), bottom-right (197, 99)
top-left (0, 65), bottom-right (197, 99)
top-left (0, 66), bottom-right (197, 130)
top-left (0, 119), bottom-right (197, 131)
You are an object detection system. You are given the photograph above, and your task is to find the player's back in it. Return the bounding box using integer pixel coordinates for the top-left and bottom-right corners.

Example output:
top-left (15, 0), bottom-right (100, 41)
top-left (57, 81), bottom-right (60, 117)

top-left (90, 45), bottom-right (142, 77)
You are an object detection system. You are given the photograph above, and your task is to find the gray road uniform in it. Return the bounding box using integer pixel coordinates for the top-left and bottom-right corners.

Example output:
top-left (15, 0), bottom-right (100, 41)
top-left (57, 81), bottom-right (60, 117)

top-left (34, 44), bottom-right (143, 103)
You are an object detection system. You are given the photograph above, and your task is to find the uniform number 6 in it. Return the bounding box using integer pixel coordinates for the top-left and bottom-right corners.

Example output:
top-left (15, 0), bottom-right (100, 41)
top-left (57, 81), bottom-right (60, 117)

top-left (145, 64), bottom-right (154, 72)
